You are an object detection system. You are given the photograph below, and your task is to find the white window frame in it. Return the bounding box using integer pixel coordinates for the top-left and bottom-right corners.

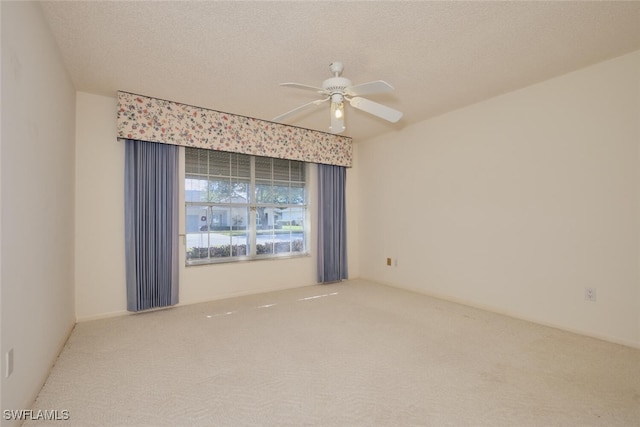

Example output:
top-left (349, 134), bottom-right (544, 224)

top-left (183, 147), bottom-right (310, 265)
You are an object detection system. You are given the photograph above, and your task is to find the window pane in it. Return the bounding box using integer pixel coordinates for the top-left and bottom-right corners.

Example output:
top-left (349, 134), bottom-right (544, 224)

top-left (290, 182), bottom-right (305, 204)
top-left (230, 153), bottom-right (251, 178)
top-left (290, 161), bottom-right (305, 182)
top-left (256, 219), bottom-right (274, 255)
top-left (207, 207), bottom-right (250, 258)
top-left (225, 206), bottom-right (249, 256)
top-left (255, 181), bottom-right (292, 204)
top-left (273, 183), bottom-right (290, 204)
top-left (230, 206), bottom-right (247, 229)
top-left (186, 205), bottom-right (212, 261)
top-left (231, 179), bottom-right (249, 203)
top-left (185, 177), bottom-right (208, 202)
top-left (209, 151), bottom-right (230, 176)
top-left (255, 156), bottom-right (272, 180)
top-left (208, 206), bottom-right (226, 229)
top-left (186, 205), bottom-right (210, 233)
top-left (208, 178), bottom-right (230, 202)
top-left (255, 180), bottom-right (273, 203)
top-left (185, 149), bottom-right (208, 175)
top-left (255, 206), bottom-right (306, 256)
top-left (278, 207), bottom-right (306, 253)
top-left (186, 233), bottom-right (211, 261)
top-left (281, 207), bottom-right (305, 230)
top-left (254, 206), bottom-right (268, 230)
top-left (209, 233), bottom-right (233, 256)
top-left (273, 158), bottom-right (290, 181)
top-left (230, 208), bottom-right (249, 256)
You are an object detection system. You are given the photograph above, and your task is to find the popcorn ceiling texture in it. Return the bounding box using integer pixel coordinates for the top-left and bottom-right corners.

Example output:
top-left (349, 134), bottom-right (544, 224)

top-left (40, 1), bottom-right (640, 142)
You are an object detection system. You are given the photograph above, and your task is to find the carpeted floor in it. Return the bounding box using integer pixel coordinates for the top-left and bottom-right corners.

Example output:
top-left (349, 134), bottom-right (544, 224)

top-left (25, 279), bottom-right (640, 426)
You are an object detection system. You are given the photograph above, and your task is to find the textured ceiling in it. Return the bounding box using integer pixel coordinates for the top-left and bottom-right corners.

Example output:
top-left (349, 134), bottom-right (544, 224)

top-left (40, 1), bottom-right (640, 143)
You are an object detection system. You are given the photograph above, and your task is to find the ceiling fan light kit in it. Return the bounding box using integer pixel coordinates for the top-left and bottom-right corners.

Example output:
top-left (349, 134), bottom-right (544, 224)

top-left (274, 61), bottom-right (402, 134)
top-left (330, 93), bottom-right (345, 133)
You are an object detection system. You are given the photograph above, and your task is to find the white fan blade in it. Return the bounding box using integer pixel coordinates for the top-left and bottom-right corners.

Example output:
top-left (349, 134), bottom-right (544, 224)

top-left (346, 80), bottom-right (394, 96)
top-left (273, 98), bottom-right (328, 123)
top-left (280, 82), bottom-right (326, 94)
top-left (349, 97), bottom-right (403, 123)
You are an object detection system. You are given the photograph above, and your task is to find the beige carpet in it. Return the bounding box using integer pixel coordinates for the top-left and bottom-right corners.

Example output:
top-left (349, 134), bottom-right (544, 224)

top-left (26, 279), bottom-right (640, 426)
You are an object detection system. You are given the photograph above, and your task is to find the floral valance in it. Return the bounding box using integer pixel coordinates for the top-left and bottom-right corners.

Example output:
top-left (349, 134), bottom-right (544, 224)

top-left (117, 91), bottom-right (353, 167)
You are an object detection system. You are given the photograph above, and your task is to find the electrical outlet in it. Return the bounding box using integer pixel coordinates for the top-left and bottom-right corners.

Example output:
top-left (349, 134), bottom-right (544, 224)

top-left (5, 349), bottom-right (14, 378)
top-left (585, 287), bottom-right (596, 302)
top-left (386, 258), bottom-right (392, 266)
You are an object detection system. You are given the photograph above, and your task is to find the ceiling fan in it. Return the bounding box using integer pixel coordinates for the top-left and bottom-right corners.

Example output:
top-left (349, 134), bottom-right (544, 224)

top-left (273, 61), bottom-right (402, 134)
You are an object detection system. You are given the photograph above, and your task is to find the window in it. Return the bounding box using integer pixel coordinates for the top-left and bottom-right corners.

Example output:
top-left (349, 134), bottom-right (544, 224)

top-left (185, 147), bottom-right (308, 265)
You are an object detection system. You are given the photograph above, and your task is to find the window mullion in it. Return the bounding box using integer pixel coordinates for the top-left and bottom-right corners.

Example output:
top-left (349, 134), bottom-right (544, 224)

top-left (206, 206), bottom-right (213, 261)
top-left (249, 156), bottom-right (256, 257)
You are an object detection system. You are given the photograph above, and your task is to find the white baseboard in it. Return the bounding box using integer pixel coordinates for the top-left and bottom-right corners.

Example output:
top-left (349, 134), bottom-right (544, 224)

top-left (76, 283), bottom-right (318, 322)
top-left (362, 277), bottom-right (640, 350)
top-left (76, 309), bottom-right (130, 322)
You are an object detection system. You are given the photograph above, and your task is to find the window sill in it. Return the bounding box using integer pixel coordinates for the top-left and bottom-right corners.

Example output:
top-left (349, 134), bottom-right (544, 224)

top-left (185, 251), bottom-right (311, 267)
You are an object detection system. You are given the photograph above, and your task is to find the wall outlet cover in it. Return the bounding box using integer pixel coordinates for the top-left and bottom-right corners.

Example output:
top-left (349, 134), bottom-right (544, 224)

top-left (5, 349), bottom-right (14, 378)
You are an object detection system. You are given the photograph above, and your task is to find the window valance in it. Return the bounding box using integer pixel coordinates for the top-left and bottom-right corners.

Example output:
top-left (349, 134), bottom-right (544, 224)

top-left (117, 91), bottom-right (353, 167)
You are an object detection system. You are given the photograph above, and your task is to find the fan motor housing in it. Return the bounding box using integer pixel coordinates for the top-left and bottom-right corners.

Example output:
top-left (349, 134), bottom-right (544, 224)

top-left (322, 77), bottom-right (352, 94)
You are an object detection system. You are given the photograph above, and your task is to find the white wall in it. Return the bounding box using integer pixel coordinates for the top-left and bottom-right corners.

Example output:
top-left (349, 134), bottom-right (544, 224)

top-left (346, 143), bottom-right (360, 279)
top-left (75, 92), bottom-right (360, 320)
top-left (1, 1), bottom-right (76, 422)
top-left (75, 93), bottom-right (127, 319)
top-left (357, 50), bottom-right (640, 348)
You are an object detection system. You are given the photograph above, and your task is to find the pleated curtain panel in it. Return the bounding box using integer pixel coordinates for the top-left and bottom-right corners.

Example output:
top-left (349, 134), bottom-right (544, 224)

top-left (317, 164), bottom-right (348, 283)
top-left (125, 139), bottom-right (179, 311)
